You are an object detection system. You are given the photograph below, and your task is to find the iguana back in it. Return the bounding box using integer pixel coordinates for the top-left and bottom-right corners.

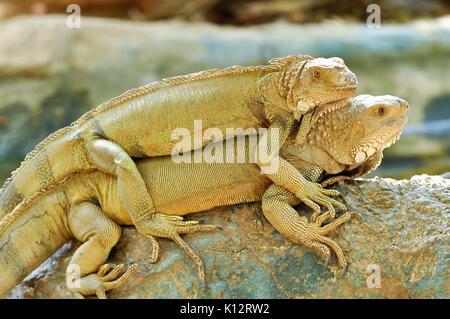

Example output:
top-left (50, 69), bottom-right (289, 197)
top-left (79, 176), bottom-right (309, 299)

top-left (0, 54), bottom-right (357, 244)
top-left (0, 64), bottom-right (279, 218)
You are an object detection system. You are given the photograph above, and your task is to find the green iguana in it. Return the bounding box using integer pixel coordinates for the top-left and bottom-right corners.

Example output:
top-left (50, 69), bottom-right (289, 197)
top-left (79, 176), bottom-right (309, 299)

top-left (0, 94), bottom-right (408, 299)
top-left (0, 54), bottom-right (357, 241)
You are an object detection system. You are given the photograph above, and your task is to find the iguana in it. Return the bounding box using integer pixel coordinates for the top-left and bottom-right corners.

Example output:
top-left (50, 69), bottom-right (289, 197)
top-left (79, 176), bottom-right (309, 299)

top-left (0, 54), bottom-right (357, 240)
top-left (0, 94), bottom-right (408, 299)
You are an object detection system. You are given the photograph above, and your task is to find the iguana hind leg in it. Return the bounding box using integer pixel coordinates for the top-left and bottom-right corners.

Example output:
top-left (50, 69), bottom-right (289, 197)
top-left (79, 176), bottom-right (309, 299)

top-left (261, 184), bottom-right (354, 272)
top-left (67, 202), bottom-right (137, 299)
top-left (86, 138), bottom-right (157, 227)
top-left (86, 138), bottom-right (215, 282)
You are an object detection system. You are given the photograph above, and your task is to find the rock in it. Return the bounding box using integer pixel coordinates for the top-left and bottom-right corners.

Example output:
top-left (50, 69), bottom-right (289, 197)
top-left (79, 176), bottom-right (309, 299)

top-left (7, 175), bottom-right (449, 299)
top-left (0, 15), bottom-right (449, 184)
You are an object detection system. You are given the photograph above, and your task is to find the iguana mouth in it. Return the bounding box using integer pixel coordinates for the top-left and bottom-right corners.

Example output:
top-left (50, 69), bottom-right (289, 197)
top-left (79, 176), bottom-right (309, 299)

top-left (337, 86), bottom-right (357, 91)
top-left (293, 84), bottom-right (355, 119)
top-left (307, 85), bottom-right (357, 92)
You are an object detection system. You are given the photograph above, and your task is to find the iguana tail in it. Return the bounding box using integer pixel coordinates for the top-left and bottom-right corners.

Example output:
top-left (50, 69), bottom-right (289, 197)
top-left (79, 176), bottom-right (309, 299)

top-left (0, 183), bottom-right (72, 298)
top-left (0, 125), bottom-right (93, 219)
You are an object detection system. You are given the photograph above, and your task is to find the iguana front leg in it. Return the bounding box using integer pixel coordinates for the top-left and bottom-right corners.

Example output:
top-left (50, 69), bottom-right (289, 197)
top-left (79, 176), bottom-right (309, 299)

top-left (254, 57), bottom-right (356, 217)
top-left (261, 184), bottom-right (356, 272)
top-left (255, 112), bottom-right (346, 219)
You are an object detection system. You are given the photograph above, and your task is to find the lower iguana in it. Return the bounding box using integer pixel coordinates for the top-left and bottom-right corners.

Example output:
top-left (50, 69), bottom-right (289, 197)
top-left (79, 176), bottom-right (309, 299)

top-left (0, 94), bottom-right (408, 299)
top-left (0, 54), bottom-right (357, 242)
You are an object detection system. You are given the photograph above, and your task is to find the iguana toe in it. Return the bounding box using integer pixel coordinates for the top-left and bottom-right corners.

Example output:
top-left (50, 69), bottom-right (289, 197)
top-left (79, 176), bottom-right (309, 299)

top-left (68, 263), bottom-right (138, 299)
top-left (298, 211), bottom-right (356, 273)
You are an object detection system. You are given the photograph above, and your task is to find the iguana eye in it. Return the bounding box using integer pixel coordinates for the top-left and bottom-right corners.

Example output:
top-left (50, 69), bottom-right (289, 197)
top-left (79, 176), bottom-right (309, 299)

top-left (313, 70), bottom-right (322, 79)
top-left (378, 107), bottom-right (385, 115)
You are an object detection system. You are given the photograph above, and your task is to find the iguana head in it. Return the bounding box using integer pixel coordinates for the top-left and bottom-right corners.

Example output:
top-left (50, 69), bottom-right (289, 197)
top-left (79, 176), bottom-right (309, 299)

top-left (281, 56), bottom-right (357, 120)
top-left (283, 94), bottom-right (409, 174)
top-left (315, 94), bottom-right (409, 166)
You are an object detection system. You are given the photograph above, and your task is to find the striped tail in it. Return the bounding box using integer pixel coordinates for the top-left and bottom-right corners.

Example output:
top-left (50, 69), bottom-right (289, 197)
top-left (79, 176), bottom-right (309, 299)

top-left (0, 126), bottom-right (91, 220)
top-left (0, 187), bottom-right (71, 298)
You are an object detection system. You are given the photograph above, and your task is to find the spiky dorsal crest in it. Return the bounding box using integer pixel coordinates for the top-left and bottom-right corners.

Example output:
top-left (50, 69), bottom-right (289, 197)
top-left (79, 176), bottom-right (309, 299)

top-left (272, 54), bottom-right (314, 98)
top-left (0, 56), bottom-right (303, 201)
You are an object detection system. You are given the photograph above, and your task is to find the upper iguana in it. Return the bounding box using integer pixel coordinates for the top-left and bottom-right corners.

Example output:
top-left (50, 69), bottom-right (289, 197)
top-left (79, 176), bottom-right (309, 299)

top-left (0, 54), bottom-right (357, 241)
top-left (0, 94), bottom-right (408, 299)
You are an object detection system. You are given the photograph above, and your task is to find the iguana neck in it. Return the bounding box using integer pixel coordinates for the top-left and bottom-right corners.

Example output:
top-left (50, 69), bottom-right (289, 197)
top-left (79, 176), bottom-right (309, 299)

top-left (257, 58), bottom-right (313, 118)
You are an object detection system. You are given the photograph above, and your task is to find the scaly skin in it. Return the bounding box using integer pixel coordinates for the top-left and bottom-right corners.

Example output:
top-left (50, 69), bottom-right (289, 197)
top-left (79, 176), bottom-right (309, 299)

top-left (0, 94), bottom-right (407, 299)
top-left (0, 55), bottom-right (357, 240)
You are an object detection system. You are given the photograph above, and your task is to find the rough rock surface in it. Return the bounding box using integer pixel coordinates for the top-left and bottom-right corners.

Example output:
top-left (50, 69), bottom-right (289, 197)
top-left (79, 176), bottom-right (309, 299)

top-left (7, 175), bottom-right (449, 299)
top-left (0, 15), bottom-right (450, 181)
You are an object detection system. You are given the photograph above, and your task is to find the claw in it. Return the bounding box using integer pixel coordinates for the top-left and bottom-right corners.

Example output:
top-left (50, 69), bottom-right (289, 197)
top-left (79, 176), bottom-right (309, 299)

top-left (147, 235), bottom-right (159, 263)
top-left (340, 264), bottom-right (348, 277)
top-left (68, 263), bottom-right (138, 299)
top-left (97, 264), bottom-right (110, 276)
top-left (350, 210), bottom-right (362, 219)
top-left (325, 254), bottom-right (331, 267)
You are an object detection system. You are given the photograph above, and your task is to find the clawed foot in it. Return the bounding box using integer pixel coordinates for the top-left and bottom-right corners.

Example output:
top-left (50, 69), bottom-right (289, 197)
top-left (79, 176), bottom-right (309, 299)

top-left (68, 264), bottom-right (138, 299)
top-left (136, 213), bottom-right (216, 285)
top-left (297, 180), bottom-right (347, 222)
top-left (295, 211), bottom-right (360, 276)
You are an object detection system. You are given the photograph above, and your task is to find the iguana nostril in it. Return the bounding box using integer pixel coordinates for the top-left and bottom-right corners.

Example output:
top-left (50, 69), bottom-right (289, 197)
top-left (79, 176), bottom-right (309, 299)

top-left (341, 74), bottom-right (357, 87)
top-left (398, 99), bottom-right (409, 109)
top-left (347, 74), bottom-right (357, 85)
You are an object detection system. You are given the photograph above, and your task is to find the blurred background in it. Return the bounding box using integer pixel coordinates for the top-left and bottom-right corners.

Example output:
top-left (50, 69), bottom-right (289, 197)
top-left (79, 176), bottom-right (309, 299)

top-left (0, 0), bottom-right (449, 184)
